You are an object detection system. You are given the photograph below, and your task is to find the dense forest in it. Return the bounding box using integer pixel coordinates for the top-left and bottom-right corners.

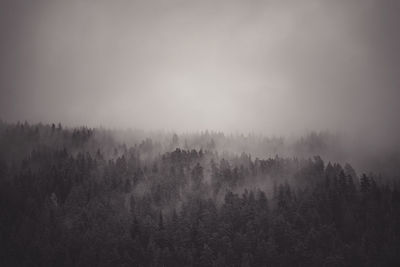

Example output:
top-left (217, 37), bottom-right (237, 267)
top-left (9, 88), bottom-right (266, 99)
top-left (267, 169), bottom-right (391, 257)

top-left (1, 121), bottom-right (400, 266)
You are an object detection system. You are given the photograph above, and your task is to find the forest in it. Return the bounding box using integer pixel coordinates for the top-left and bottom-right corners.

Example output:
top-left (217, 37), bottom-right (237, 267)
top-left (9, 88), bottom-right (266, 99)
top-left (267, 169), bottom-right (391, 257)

top-left (1, 121), bottom-right (400, 266)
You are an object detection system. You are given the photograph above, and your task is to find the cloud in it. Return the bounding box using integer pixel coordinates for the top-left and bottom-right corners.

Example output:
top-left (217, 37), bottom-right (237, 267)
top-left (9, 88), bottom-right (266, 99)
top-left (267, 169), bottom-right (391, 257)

top-left (0, 0), bottom-right (399, 143)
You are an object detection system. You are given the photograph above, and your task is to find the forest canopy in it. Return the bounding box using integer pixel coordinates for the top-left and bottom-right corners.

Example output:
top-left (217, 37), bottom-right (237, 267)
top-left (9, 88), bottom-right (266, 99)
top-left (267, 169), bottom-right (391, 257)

top-left (0, 121), bottom-right (400, 266)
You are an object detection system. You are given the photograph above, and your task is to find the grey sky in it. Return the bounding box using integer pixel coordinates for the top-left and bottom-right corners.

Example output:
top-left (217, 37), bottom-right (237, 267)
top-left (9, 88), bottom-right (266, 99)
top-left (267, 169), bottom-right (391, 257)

top-left (1, 0), bottom-right (399, 140)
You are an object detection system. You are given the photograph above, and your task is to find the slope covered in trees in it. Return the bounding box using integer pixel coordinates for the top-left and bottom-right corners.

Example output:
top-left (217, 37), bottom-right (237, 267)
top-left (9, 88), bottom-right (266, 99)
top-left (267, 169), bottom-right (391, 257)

top-left (0, 121), bottom-right (399, 266)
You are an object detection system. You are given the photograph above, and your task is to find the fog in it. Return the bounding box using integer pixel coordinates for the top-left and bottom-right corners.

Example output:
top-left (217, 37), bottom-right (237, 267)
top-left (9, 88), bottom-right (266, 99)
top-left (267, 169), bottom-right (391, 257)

top-left (1, 0), bottom-right (399, 144)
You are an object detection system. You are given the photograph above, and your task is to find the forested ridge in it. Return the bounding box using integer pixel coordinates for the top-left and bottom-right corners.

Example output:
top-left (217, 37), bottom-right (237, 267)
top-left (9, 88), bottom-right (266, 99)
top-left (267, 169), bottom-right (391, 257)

top-left (0, 122), bottom-right (400, 266)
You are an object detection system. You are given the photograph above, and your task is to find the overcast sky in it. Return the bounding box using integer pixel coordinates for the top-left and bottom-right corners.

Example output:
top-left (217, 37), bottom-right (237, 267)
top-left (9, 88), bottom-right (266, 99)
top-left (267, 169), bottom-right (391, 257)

top-left (1, 0), bottom-right (399, 139)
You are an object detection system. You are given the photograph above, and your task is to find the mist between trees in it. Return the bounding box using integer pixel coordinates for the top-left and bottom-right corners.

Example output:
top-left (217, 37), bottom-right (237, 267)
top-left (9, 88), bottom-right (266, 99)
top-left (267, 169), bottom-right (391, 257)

top-left (0, 121), bottom-right (400, 266)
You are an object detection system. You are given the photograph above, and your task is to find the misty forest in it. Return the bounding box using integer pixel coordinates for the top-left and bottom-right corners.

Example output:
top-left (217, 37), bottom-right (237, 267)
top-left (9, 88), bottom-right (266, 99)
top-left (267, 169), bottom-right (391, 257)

top-left (2, 0), bottom-right (400, 266)
top-left (1, 121), bottom-right (400, 266)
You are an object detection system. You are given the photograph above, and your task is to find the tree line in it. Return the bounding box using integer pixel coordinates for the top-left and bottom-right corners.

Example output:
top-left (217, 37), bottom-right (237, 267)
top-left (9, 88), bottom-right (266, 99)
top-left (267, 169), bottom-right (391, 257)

top-left (0, 121), bottom-right (399, 266)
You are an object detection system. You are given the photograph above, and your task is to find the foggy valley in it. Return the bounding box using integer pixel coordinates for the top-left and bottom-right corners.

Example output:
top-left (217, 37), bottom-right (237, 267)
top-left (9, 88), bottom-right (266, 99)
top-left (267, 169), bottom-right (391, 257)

top-left (1, 0), bottom-right (400, 266)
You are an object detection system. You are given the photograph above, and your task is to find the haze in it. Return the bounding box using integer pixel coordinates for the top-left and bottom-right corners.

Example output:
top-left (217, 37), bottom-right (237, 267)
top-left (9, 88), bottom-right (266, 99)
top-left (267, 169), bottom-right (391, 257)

top-left (1, 0), bottom-right (399, 141)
